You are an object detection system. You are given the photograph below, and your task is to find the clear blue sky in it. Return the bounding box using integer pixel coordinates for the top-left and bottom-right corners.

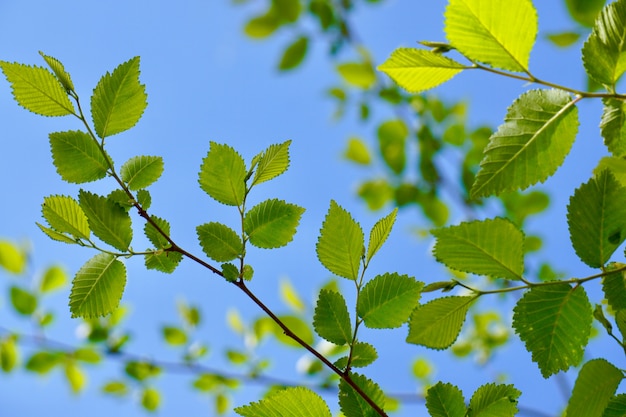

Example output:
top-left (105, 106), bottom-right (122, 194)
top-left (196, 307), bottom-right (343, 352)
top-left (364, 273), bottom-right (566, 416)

top-left (0, 1), bottom-right (617, 416)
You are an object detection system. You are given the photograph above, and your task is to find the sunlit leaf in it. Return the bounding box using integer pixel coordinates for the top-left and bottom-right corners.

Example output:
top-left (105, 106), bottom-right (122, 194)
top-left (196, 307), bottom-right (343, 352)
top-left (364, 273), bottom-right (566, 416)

top-left (603, 267), bottom-right (626, 311)
top-left (10, 286), bottom-right (37, 315)
top-left (546, 31), bottom-right (582, 48)
top-left (141, 387), bottom-right (161, 411)
top-left (337, 62), bottom-right (376, 89)
top-left (39, 51), bottom-right (74, 92)
top-left (120, 155), bottom-right (164, 190)
top-left (40, 265), bottom-right (67, 293)
top-left (0, 337), bottom-right (18, 372)
top-left (244, 199), bottom-right (304, 248)
top-left (468, 383), bottom-right (520, 417)
top-left (198, 142), bottom-right (247, 206)
top-left (145, 250), bottom-right (182, 274)
top-left (125, 361), bottom-right (161, 381)
top-left (79, 190), bottom-right (133, 252)
top-left (426, 382), bottom-right (466, 417)
top-left (42, 195), bottom-right (90, 239)
top-left (26, 351), bottom-right (62, 374)
top-left (313, 289), bottom-right (352, 345)
top-left (566, 0), bottom-right (606, 27)
top-left (102, 381), bottom-right (129, 396)
top-left (0, 240), bottom-right (27, 274)
top-left (366, 208), bottom-right (397, 264)
top-left (49, 130), bottom-right (109, 183)
top-left (65, 361), bottom-right (86, 393)
top-left (335, 342), bottom-right (378, 369)
top-left (601, 98), bottom-right (626, 157)
top-left (244, 13), bottom-right (279, 38)
top-left (162, 326), bottom-right (187, 346)
top-left (338, 373), bottom-right (385, 417)
top-left (196, 222), bottom-right (243, 262)
top-left (235, 387), bottom-right (331, 417)
top-left (280, 279), bottom-right (305, 312)
top-left (251, 140), bottom-right (291, 187)
top-left (377, 119), bottom-right (408, 175)
top-left (595, 156), bottom-right (626, 187)
top-left (344, 137), bottom-right (372, 165)
top-left (566, 359), bottom-right (623, 417)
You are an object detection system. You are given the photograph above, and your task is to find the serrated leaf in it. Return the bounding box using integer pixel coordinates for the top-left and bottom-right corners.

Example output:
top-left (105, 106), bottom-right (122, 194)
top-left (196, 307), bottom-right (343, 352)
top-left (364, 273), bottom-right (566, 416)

top-left (468, 383), bottom-right (520, 417)
top-left (337, 62), bottom-right (376, 89)
top-left (316, 200), bottom-right (364, 280)
top-left (79, 190), bottom-right (133, 252)
top-left (357, 273), bottom-right (423, 329)
top-left (244, 199), bottom-right (304, 248)
top-left (566, 359), bottom-right (624, 417)
top-left (344, 137), bottom-right (372, 165)
top-left (120, 155), bottom-right (164, 190)
top-left (235, 387), bottom-right (332, 417)
top-left (10, 286), bottom-right (37, 315)
top-left (251, 140), bottom-right (291, 187)
top-left (39, 51), bottom-right (74, 92)
top-left (595, 156), bottom-right (626, 187)
top-left (40, 265), bottom-right (67, 293)
top-left (0, 240), bottom-right (26, 274)
top-left (567, 171), bottom-right (626, 268)
top-left (471, 89), bottom-right (578, 198)
top-left (279, 36), bottom-right (308, 70)
top-left (407, 296), bottom-right (476, 349)
top-left (0, 61), bottom-right (75, 116)
top-left (280, 279), bottom-right (305, 312)
top-left (144, 216), bottom-right (172, 249)
top-left (335, 342), bottom-right (378, 369)
top-left (432, 218), bottom-right (524, 280)
top-left (313, 289), bottom-right (352, 345)
top-left (145, 251), bottom-right (182, 274)
top-left (566, 0), bottom-right (606, 27)
top-left (338, 373), bottom-right (385, 417)
top-left (426, 382), bottom-right (467, 417)
top-left (601, 98), bottom-right (626, 157)
top-left (42, 195), bottom-right (90, 239)
top-left (198, 142), bottom-right (247, 206)
top-left (603, 394), bottom-right (626, 417)
top-left (69, 253), bottom-right (126, 318)
top-left (196, 222), bottom-right (243, 262)
top-left (366, 208), bottom-right (397, 264)
top-left (603, 268), bottom-right (626, 311)
top-left (378, 48), bottom-right (465, 93)
top-left (582, 0), bottom-right (626, 89)
top-left (36, 223), bottom-right (78, 244)
top-left (49, 130), bottom-right (109, 183)
top-left (444, 0), bottom-right (537, 72)
top-left (512, 284), bottom-right (592, 377)
top-left (91, 56), bottom-right (147, 138)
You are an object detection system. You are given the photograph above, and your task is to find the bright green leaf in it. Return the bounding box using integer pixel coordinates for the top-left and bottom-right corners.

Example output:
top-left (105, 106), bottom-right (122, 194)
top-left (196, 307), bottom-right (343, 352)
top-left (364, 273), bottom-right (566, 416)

top-left (198, 142), bottom-right (247, 206)
top-left (162, 326), bottom-right (187, 346)
top-left (280, 279), bottom-right (305, 312)
top-left (42, 195), bottom-right (90, 239)
top-left (513, 284), bottom-right (592, 377)
top-left (244, 13), bottom-right (280, 38)
top-left (49, 130), bottom-right (109, 183)
top-left (468, 383), bottom-right (520, 417)
top-left (145, 250), bottom-right (182, 274)
top-left (313, 289), bottom-right (352, 345)
top-left (337, 62), bottom-right (376, 89)
top-left (0, 337), bottom-right (18, 372)
top-left (141, 387), bottom-right (161, 412)
top-left (279, 36), bottom-right (308, 70)
top-left (366, 208), bottom-right (397, 264)
top-left (125, 361), bottom-right (161, 381)
top-left (40, 265), bottom-right (67, 293)
top-left (26, 351), bottom-right (62, 374)
top-left (79, 190), bottom-right (133, 252)
top-left (335, 342), bottom-right (378, 369)
top-left (65, 361), bottom-right (86, 393)
top-left (595, 156), bottom-right (626, 187)
top-left (0, 240), bottom-right (27, 274)
top-left (378, 119), bottom-right (408, 175)
top-left (566, 0), bottom-right (606, 26)
top-left (251, 140), bottom-right (291, 187)
top-left (601, 98), bottom-right (626, 157)
top-left (196, 222), bottom-right (243, 262)
top-left (91, 56), bottom-right (147, 138)
top-left (69, 253), bottom-right (126, 318)
top-left (235, 387), bottom-right (332, 417)
top-left (10, 286), bottom-right (37, 315)
top-left (244, 199), bottom-right (304, 248)
top-left (603, 268), bottom-right (626, 311)
top-left (36, 223), bottom-right (77, 244)
top-left (120, 155), bottom-right (164, 190)
top-left (39, 51), bottom-right (74, 92)
top-left (338, 373), bottom-right (385, 417)
top-left (566, 359), bottom-right (624, 417)
top-left (73, 347), bottom-right (101, 364)
top-left (144, 216), bottom-right (172, 249)
top-left (273, 315), bottom-right (314, 347)
top-left (471, 89), bottom-right (579, 198)
top-left (344, 137), bottom-right (372, 165)
top-left (546, 31), bottom-right (582, 48)
top-left (426, 382), bottom-right (466, 417)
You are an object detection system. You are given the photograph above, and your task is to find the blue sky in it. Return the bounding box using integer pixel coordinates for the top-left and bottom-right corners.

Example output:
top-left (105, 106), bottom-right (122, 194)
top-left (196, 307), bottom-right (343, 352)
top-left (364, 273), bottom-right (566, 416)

top-left (0, 1), bottom-right (619, 416)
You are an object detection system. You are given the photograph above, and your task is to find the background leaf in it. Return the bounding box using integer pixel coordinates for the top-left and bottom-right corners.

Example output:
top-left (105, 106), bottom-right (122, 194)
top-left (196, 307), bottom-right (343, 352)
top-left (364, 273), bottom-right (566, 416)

top-left (196, 222), bottom-right (243, 262)
top-left (49, 130), bottom-right (109, 183)
top-left (377, 119), bottom-right (408, 175)
top-left (335, 342), bottom-right (378, 369)
top-left (120, 155), bottom-right (164, 190)
top-left (39, 51), bottom-right (74, 92)
top-left (313, 289), bottom-right (352, 345)
top-left (565, 0), bottom-right (606, 27)
top-left (79, 190), bottom-right (133, 252)
top-left (279, 36), bottom-right (308, 70)
top-left (235, 387), bottom-right (331, 417)
top-left (565, 359), bottom-right (623, 417)
top-left (244, 199), bottom-right (304, 248)
top-left (337, 62), bottom-right (376, 89)
top-left (198, 142), bottom-right (247, 206)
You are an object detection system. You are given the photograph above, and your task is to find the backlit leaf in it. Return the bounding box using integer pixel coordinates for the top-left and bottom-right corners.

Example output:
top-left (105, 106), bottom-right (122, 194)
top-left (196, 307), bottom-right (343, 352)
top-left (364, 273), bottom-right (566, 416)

top-left (198, 142), bottom-right (247, 206)
top-left (280, 279), bottom-right (305, 312)
top-left (36, 223), bottom-right (78, 244)
top-left (566, 0), bottom-right (606, 27)
top-left (445, 0), bottom-right (537, 72)
top-left (595, 156), bottom-right (626, 187)
top-left (338, 373), bottom-right (385, 417)
top-left (468, 383), bottom-right (520, 417)
top-left (244, 13), bottom-right (279, 38)
top-left (49, 130), bottom-right (109, 183)
top-left (335, 342), bottom-right (378, 369)
top-left (91, 56), bottom-right (147, 138)
top-left (272, 315), bottom-right (314, 347)
top-left (196, 222), bottom-right (243, 262)
top-left (316, 201), bottom-right (364, 280)
top-left (144, 216), bottom-right (172, 249)
top-left (566, 359), bottom-right (623, 417)
top-left (366, 208), bottom-right (397, 264)
top-left (378, 119), bottom-right (408, 175)
top-left (513, 284), bottom-right (592, 377)
top-left (120, 155), bottom-right (164, 190)
top-left (344, 137), bottom-right (372, 165)
top-left (42, 195), bottom-right (90, 239)
top-left (69, 253), bottom-right (126, 318)
top-left (471, 89), bottom-right (578, 198)
top-left (235, 387), bottom-right (331, 417)
top-left (0, 240), bottom-right (26, 274)
top-left (40, 265), bottom-right (67, 293)
top-left (407, 296), bottom-right (476, 349)
top-left (603, 267), bottom-right (626, 311)
top-left (251, 140), bottom-right (291, 187)
top-left (546, 31), bottom-right (581, 48)
top-left (65, 361), bottom-right (86, 393)
top-left (337, 62), bottom-right (376, 89)
top-left (279, 36), bottom-right (308, 70)
top-left (244, 199), bottom-right (304, 248)
top-left (26, 351), bottom-right (62, 374)
top-left (600, 98), bottom-right (626, 157)
top-left (79, 190), bottom-right (133, 252)
top-left (39, 51), bottom-right (74, 92)
top-left (162, 326), bottom-right (187, 346)
top-left (10, 286), bottom-right (37, 315)
top-left (426, 382), bottom-right (466, 417)
top-left (313, 289), bottom-right (352, 345)
top-left (378, 48), bottom-right (465, 93)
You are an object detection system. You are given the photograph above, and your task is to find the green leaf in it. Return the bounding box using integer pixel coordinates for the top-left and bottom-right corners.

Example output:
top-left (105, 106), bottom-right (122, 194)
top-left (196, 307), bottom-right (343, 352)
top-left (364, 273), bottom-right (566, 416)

top-left (39, 51), bottom-right (74, 92)
top-left (196, 222), bottom-right (243, 262)
top-left (102, 381), bottom-right (129, 396)
top-left (316, 200), bottom-right (364, 280)
top-left (366, 208), bottom-right (397, 264)
top-left (280, 279), bottom-right (305, 312)
top-left (73, 347), bottom-right (101, 364)
top-left (198, 142), bottom-right (247, 206)
top-left (91, 56), bottom-right (147, 138)
top-left (513, 284), bottom-right (592, 377)
top-left (40, 265), bottom-right (67, 293)
top-left (603, 394), bottom-right (626, 417)
top-left (162, 326), bottom-right (187, 346)
top-left (444, 0), bottom-right (537, 72)
top-left (378, 48), bottom-right (465, 93)
top-left (141, 387), bottom-right (161, 412)
top-left (42, 195), bottom-right (90, 239)
top-left (603, 268), bottom-right (626, 311)
top-left (335, 342), bottom-right (378, 369)
top-left (235, 387), bottom-right (332, 417)
top-left (566, 0), bottom-right (606, 27)
top-left (338, 373), bottom-right (385, 417)
top-left (378, 119), bottom-right (408, 175)
top-left (426, 382), bottom-right (467, 417)
top-left (468, 383), bottom-right (520, 417)
top-left (120, 155), bottom-right (164, 190)
top-left (79, 190), bottom-right (133, 252)
top-left (10, 286), bottom-right (37, 315)
top-left (279, 36), bottom-right (308, 70)
top-left (49, 130), bottom-right (109, 183)
top-left (244, 199), bottom-right (304, 248)
top-left (407, 296), bottom-right (476, 349)
top-left (313, 289), bottom-right (352, 345)
top-left (344, 137), bottom-right (372, 165)
top-left (251, 140), bottom-right (292, 187)
top-left (595, 156), bottom-right (626, 187)
top-left (546, 31), bottom-right (582, 48)
top-left (144, 216), bottom-right (172, 249)
top-left (601, 98), bottom-right (626, 157)
top-left (125, 361), bottom-right (161, 381)
top-left (337, 62), bottom-right (376, 89)
top-left (244, 13), bottom-right (280, 38)
top-left (582, 0), bottom-right (626, 89)
top-left (0, 240), bottom-right (27, 274)
top-left (567, 171), bottom-right (626, 267)
top-left (65, 361), bottom-right (86, 393)
top-left (272, 315), bottom-right (314, 347)
top-left (36, 223), bottom-right (78, 244)
top-left (0, 337), bottom-right (18, 372)
top-left (357, 273), bottom-right (423, 329)
top-left (0, 61), bottom-right (75, 116)
top-left (432, 218), bottom-right (524, 280)
top-left (145, 250), bottom-right (182, 274)
top-left (69, 253), bottom-right (126, 318)
top-left (26, 351), bottom-right (62, 374)
top-left (566, 359), bottom-right (624, 417)
top-left (471, 89), bottom-right (579, 198)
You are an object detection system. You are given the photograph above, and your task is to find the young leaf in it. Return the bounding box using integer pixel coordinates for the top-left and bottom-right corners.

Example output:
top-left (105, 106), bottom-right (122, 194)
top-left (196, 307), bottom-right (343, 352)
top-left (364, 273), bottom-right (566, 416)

top-left (425, 382), bottom-right (466, 417)
top-left (251, 140), bottom-right (292, 187)
top-left (378, 48), bottom-right (465, 93)
top-left (36, 223), bottom-right (78, 244)
top-left (444, 0), bottom-right (537, 72)
top-left (0, 240), bottom-right (26, 274)
top-left (471, 89), bottom-right (578, 198)
top-left (49, 130), bottom-right (109, 183)
top-left (42, 195), bottom-right (90, 240)
top-left (79, 190), bottom-right (133, 252)
top-left (432, 218), bottom-right (524, 280)
top-left (335, 342), bottom-right (378, 369)
top-left (244, 199), bottom-right (304, 248)
top-left (196, 222), bottom-right (243, 262)
top-left (145, 251), bottom-right (183, 274)
top-left (337, 62), bottom-right (376, 89)
top-left (313, 289), bottom-right (352, 345)
top-left (338, 373), bottom-right (385, 417)
top-left (600, 99), bottom-right (626, 157)
top-left (39, 51), bottom-right (74, 92)
top-left (366, 208), bottom-right (397, 264)
top-left (512, 284), bottom-right (592, 377)
top-left (90, 56), bottom-right (147, 138)
top-left (198, 142), bottom-right (247, 206)
top-left (468, 383), bottom-right (520, 417)
top-left (316, 200), bottom-right (364, 280)
top-left (567, 170), bottom-right (626, 268)
top-left (0, 61), bottom-right (75, 116)
top-left (235, 387), bottom-right (332, 417)
top-left (26, 351), bottom-right (63, 374)
top-left (120, 155), bottom-right (164, 190)
top-left (69, 253), bottom-right (126, 318)
top-left (565, 359), bottom-right (624, 417)
top-left (10, 286), bottom-right (38, 315)
top-left (40, 265), bottom-right (67, 293)
top-left (279, 36), bottom-right (308, 70)
top-left (407, 296), bottom-right (476, 349)
top-left (582, 0), bottom-right (626, 89)
top-left (357, 273), bottom-right (423, 329)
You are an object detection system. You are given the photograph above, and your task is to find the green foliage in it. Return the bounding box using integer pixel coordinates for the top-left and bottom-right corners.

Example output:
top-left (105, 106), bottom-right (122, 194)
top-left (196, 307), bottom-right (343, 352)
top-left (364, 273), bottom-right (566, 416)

top-left (468, 383), bottom-right (520, 417)
top-left (120, 156), bottom-right (164, 190)
top-left (338, 373), bottom-right (385, 417)
top-left (235, 387), bottom-right (331, 417)
top-left (198, 142), bottom-right (247, 206)
top-left (49, 131), bottom-right (109, 183)
top-left (197, 222), bottom-right (243, 262)
top-left (566, 359), bottom-right (624, 417)
top-left (244, 199), bottom-right (304, 248)
top-left (79, 190), bottom-right (133, 251)
top-left (313, 289), bottom-right (352, 345)
top-left (0, 240), bottom-right (27, 274)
